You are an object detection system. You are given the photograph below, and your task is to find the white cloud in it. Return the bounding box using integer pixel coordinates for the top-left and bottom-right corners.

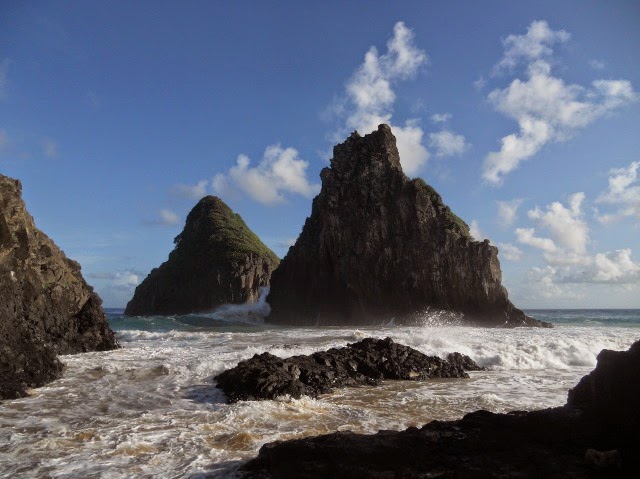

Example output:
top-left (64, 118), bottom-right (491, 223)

top-left (170, 179), bottom-right (209, 200)
top-left (339, 21), bottom-right (430, 176)
top-left (159, 209), bottom-right (180, 226)
top-left (516, 191), bottom-right (640, 288)
top-left (493, 20), bottom-right (569, 73)
top-left (428, 130), bottom-right (469, 158)
top-left (390, 120), bottom-right (430, 175)
top-left (483, 21), bottom-right (637, 185)
top-left (526, 266), bottom-right (568, 298)
top-left (596, 161), bottom-right (640, 224)
top-left (498, 242), bottom-right (523, 261)
top-left (562, 249), bottom-right (640, 284)
top-left (497, 199), bottom-right (522, 227)
top-left (114, 271), bottom-right (140, 288)
top-left (589, 59), bottom-right (605, 71)
top-left (89, 270), bottom-right (141, 290)
top-left (527, 192), bottom-right (589, 255)
top-left (515, 227), bottom-right (557, 253)
top-left (212, 144), bottom-right (320, 205)
top-left (473, 76), bottom-right (487, 91)
top-left (430, 113), bottom-right (452, 123)
top-left (469, 220), bottom-right (486, 241)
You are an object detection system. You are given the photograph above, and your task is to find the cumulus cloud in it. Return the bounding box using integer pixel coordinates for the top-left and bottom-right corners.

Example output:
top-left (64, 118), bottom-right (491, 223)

top-left (483, 21), bottom-right (637, 185)
top-left (562, 249), bottom-right (640, 284)
top-left (170, 179), bottom-right (209, 200)
top-left (493, 20), bottom-right (569, 74)
top-left (498, 242), bottom-right (523, 261)
top-left (516, 192), bottom-right (640, 289)
top-left (144, 209), bottom-right (181, 226)
top-left (159, 209), bottom-right (180, 226)
top-left (497, 199), bottom-right (523, 227)
top-left (337, 21), bottom-right (430, 175)
top-left (515, 227), bottom-right (557, 253)
top-left (430, 112), bottom-right (452, 123)
top-left (89, 270), bottom-right (141, 290)
top-left (212, 144), bottom-right (320, 205)
top-left (596, 161), bottom-right (640, 224)
top-left (428, 130), bottom-right (469, 157)
top-left (527, 192), bottom-right (589, 255)
top-left (526, 266), bottom-right (568, 298)
top-left (469, 220), bottom-right (486, 241)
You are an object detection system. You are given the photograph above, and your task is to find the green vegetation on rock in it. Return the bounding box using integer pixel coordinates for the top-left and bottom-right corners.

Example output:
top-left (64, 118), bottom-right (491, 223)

top-left (412, 178), bottom-right (470, 238)
top-left (174, 197), bottom-right (280, 265)
top-left (125, 195), bottom-right (279, 316)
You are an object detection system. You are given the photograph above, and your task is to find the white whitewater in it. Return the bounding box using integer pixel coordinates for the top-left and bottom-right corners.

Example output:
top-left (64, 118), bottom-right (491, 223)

top-left (0, 310), bottom-right (638, 478)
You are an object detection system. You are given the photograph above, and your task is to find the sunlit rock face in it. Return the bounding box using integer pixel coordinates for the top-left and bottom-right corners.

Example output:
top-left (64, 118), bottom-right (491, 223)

top-left (267, 125), bottom-right (547, 327)
top-left (0, 174), bottom-right (119, 399)
top-left (125, 196), bottom-right (279, 316)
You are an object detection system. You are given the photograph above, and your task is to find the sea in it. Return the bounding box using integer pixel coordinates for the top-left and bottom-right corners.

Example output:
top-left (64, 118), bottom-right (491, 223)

top-left (1, 297), bottom-right (638, 478)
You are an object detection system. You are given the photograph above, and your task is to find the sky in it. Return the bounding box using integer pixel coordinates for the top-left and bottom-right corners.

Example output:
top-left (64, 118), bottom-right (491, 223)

top-left (1, 1), bottom-right (639, 308)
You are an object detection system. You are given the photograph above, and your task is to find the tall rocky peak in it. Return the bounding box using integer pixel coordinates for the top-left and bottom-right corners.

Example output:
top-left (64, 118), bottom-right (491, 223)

top-left (125, 196), bottom-right (280, 316)
top-left (1, 174), bottom-right (119, 400)
top-left (267, 125), bottom-right (548, 327)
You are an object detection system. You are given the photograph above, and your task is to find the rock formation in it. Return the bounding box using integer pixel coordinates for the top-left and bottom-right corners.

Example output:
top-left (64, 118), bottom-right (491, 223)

top-left (0, 174), bottom-right (119, 400)
top-left (125, 196), bottom-right (279, 316)
top-left (242, 340), bottom-right (640, 478)
top-left (267, 124), bottom-right (547, 327)
top-left (214, 337), bottom-right (483, 402)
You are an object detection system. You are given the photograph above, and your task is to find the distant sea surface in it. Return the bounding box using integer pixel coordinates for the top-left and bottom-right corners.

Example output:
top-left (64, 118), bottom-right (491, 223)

top-left (1, 307), bottom-right (638, 478)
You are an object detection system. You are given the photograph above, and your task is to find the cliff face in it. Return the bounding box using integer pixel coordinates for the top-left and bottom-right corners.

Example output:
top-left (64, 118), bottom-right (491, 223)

top-left (125, 196), bottom-right (280, 316)
top-left (267, 125), bottom-right (547, 327)
top-left (0, 175), bottom-right (119, 399)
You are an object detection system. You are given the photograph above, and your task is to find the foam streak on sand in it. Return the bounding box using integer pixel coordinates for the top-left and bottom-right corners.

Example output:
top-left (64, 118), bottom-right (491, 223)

top-left (0, 310), bottom-right (638, 478)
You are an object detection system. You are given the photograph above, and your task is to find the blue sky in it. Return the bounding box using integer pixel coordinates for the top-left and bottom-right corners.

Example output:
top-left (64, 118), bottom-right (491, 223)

top-left (1, 1), bottom-right (639, 308)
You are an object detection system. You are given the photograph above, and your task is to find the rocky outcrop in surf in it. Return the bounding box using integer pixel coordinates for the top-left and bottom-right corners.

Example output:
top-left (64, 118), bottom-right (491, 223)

top-left (125, 196), bottom-right (279, 316)
top-left (214, 337), bottom-right (483, 402)
top-left (242, 339), bottom-right (640, 478)
top-left (267, 124), bottom-right (547, 327)
top-left (0, 174), bottom-right (119, 400)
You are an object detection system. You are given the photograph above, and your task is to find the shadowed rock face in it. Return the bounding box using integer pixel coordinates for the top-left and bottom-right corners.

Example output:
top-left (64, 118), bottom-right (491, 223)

top-left (0, 175), bottom-right (119, 400)
top-left (214, 337), bottom-right (483, 402)
top-left (125, 196), bottom-right (279, 316)
top-left (242, 340), bottom-right (640, 478)
top-left (267, 125), bottom-right (547, 327)
top-left (567, 340), bottom-right (640, 437)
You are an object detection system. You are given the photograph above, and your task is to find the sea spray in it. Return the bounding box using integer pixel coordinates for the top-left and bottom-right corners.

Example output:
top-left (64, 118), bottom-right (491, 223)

top-left (0, 309), bottom-right (638, 478)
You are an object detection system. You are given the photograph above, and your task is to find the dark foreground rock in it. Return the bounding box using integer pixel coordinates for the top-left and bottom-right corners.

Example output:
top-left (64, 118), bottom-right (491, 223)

top-left (214, 337), bottom-right (483, 402)
top-left (1, 175), bottom-right (119, 400)
top-left (267, 125), bottom-right (548, 327)
top-left (242, 340), bottom-right (640, 478)
top-left (125, 196), bottom-right (279, 316)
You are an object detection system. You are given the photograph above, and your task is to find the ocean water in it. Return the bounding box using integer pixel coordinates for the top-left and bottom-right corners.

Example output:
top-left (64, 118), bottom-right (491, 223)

top-left (1, 303), bottom-right (638, 478)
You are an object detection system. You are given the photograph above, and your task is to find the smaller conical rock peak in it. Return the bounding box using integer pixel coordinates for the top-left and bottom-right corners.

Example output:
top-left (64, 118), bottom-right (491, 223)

top-left (125, 196), bottom-right (279, 316)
